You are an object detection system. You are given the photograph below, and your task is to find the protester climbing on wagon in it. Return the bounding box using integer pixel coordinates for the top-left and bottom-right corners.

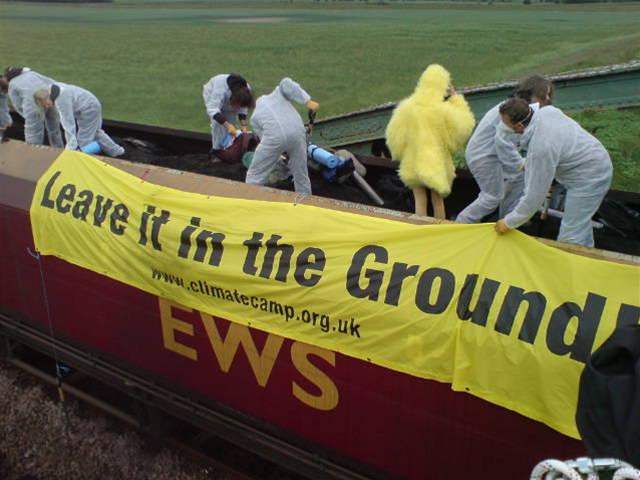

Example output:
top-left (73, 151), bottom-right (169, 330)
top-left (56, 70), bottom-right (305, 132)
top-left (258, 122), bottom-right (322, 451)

top-left (0, 76), bottom-right (12, 142)
top-left (4, 67), bottom-right (63, 147)
top-left (385, 64), bottom-right (475, 219)
top-left (495, 98), bottom-right (612, 247)
top-left (456, 75), bottom-right (553, 223)
top-left (33, 83), bottom-right (125, 157)
top-left (245, 77), bottom-right (319, 195)
top-left (202, 73), bottom-right (254, 151)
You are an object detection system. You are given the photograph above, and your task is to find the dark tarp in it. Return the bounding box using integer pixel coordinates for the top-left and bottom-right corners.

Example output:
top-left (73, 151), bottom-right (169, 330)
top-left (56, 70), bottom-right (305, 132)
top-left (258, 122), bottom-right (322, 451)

top-left (576, 324), bottom-right (640, 468)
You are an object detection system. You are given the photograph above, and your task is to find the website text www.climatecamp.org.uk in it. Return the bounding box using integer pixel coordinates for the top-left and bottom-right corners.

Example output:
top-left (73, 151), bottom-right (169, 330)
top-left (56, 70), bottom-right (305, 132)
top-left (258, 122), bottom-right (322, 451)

top-left (151, 268), bottom-right (363, 338)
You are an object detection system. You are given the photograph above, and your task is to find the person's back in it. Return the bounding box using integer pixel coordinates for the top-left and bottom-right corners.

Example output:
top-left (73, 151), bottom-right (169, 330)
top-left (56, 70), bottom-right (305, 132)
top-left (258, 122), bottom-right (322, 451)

top-left (498, 100), bottom-right (612, 247)
top-left (7, 68), bottom-right (63, 146)
top-left (8, 69), bottom-right (55, 115)
top-left (203, 74), bottom-right (235, 120)
top-left (55, 82), bottom-right (99, 116)
top-left (456, 103), bottom-right (526, 223)
top-left (386, 64), bottom-right (475, 219)
top-left (465, 105), bottom-right (500, 165)
top-left (458, 74), bottom-right (554, 224)
top-left (465, 105), bottom-right (523, 174)
top-left (251, 81), bottom-right (307, 141)
top-left (531, 106), bottom-right (611, 193)
top-left (34, 81), bottom-right (123, 156)
top-left (247, 78), bottom-right (314, 195)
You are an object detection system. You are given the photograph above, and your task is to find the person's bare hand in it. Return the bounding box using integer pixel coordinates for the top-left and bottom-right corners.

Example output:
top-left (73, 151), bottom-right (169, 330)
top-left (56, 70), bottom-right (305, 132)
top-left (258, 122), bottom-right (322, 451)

top-left (495, 219), bottom-right (512, 234)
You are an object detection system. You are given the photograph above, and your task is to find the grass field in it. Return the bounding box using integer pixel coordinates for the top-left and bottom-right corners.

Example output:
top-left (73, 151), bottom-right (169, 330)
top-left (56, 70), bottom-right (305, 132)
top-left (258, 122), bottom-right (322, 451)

top-left (0, 1), bottom-right (639, 189)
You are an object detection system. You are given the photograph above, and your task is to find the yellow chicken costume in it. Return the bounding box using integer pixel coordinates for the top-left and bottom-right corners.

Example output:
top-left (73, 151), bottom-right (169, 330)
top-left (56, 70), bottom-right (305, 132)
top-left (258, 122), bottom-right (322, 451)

top-left (386, 64), bottom-right (475, 217)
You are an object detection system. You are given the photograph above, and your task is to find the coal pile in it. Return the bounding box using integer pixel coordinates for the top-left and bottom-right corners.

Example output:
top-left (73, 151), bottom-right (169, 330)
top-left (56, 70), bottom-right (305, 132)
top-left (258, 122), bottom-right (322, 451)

top-left (118, 137), bottom-right (376, 206)
top-left (115, 137), bottom-right (640, 255)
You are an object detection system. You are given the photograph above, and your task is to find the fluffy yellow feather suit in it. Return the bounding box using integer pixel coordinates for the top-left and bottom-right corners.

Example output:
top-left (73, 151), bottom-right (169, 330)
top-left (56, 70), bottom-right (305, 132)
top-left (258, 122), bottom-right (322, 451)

top-left (386, 64), bottom-right (476, 197)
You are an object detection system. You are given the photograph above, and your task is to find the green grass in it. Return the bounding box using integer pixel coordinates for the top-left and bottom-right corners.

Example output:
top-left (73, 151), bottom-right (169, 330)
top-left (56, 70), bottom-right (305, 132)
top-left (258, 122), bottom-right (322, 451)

top-left (0, 1), bottom-right (639, 190)
top-left (452, 108), bottom-right (640, 192)
top-left (572, 108), bottom-right (640, 193)
top-left (1, 2), bottom-right (639, 123)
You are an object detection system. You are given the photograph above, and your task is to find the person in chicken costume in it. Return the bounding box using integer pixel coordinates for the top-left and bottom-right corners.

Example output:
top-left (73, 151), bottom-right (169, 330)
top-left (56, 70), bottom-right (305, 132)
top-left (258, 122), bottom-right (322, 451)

top-left (386, 64), bottom-right (475, 218)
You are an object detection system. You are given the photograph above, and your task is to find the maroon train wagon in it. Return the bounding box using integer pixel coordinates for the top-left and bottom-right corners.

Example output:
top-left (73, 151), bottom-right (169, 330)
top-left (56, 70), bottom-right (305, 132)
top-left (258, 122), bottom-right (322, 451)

top-left (3, 139), bottom-right (621, 479)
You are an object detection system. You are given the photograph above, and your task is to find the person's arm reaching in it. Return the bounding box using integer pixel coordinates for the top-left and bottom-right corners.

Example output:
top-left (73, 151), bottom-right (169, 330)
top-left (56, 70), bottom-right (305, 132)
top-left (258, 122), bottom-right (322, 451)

top-left (502, 133), bottom-right (559, 229)
top-left (8, 86), bottom-right (23, 117)
top-left (0, 94), bottom-right (12, 129)
top-left (203, 77), bottom-right (228, 125)
top-left (278, 77), bottom-right (312, 106)
top-left (442, 88), bottom-right (476, 152)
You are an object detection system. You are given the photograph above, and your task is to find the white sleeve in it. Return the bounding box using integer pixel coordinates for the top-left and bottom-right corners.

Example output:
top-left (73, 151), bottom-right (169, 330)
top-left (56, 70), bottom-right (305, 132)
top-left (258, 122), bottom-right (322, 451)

top-left (8, 86), bottom-right (23, 116)
top-left (494, 123), bottom-right (524, 174)
top-left (503, 129), bottom-right (559, 229)
top-left (203, 76), bottom-right (228, 119)
top-left (22, 98), bottom-right (45, 145)
top-left (250, 111), bottom-right (263, 139)
top-left (278, 78), bottom-right (311, 105)
top-left (56, 94), bottom-right (78, 150)
top-left (0, 94), bottom-right (12, 127)
top-left (9, 84), bottom-right (47, 144)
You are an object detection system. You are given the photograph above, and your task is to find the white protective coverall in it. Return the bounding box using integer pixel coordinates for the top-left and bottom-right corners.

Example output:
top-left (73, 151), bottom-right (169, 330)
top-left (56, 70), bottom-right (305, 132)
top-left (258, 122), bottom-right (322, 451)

top-left (0, 93), bottom-right (12, 140)
top-left (203, 74), bottom-right (249, 150)
top-left (246, 78), bottom-right (312, 195)
top-left (8, 69), bottom-right (63, 147)
top-left (503, 106), bottom-right (612, 247)
top-left (456, 103), bottom-right (534, 223)
top-left (53, 82), bottom-right (124, 156)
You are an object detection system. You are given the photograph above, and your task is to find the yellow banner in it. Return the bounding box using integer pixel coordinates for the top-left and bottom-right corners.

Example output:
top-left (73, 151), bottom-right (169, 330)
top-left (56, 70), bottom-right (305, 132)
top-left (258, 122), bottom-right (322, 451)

top-left (31, 151), bottom-right (640, 438)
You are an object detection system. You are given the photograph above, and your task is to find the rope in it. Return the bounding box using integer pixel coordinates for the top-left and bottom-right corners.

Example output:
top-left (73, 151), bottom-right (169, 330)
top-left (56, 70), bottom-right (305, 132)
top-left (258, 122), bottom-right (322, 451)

top-left (530, 460), bottom-right (583, 480)
top-left (614, 468), bottom-right (640, 480)
top-left (27, 248), bottom-right (71, 423)
top-left (532, 458), bottom-right (640, 480)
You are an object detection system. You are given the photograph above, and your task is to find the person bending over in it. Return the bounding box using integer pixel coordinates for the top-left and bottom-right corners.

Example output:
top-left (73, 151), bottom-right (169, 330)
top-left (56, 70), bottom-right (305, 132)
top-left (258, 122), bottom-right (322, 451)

top-left (495, 98), bottom-right (612, 247)
top-left (246, 77), bottom-right (318, 195)
top-left (33, 83), bottom-right (124, 157)
top-left (456, 74), bottom-right (553, 223)
top-left (5, 67), bottom-right (63, 147)
top-left (0, 76), bottom-right (12, 142)
top-left (203, 73), bottom-right (254, 150)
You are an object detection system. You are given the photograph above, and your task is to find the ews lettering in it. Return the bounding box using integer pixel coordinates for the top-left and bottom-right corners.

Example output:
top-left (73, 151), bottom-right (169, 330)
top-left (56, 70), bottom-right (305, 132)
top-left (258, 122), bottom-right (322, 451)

top-left (159, 298), bottom-right (339, 411)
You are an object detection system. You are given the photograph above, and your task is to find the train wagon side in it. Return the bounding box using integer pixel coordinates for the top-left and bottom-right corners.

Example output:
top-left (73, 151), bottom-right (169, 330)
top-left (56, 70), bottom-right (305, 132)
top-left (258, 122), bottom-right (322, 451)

top-left (0, 141), bottom-right (589, 479)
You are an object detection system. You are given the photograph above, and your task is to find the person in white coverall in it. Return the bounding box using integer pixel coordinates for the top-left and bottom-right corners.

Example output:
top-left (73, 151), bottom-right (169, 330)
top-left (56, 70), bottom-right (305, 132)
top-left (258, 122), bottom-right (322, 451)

top-left (33, 83), bottom-right (124, 157)
top-left (202, 73), bottom-right (254, 150)
top-left (5, 67), bottom-right (63, 147)
top-left (0, 88), bottom-right (12, 142)
top-left (246, 77), bottom-right (319, 195)
top-left (455, 105), bottom-right (528, 223)
top-left (495, 98), bottom-right (612, 247)
top-left (456, 75), bottom-right (554, 223)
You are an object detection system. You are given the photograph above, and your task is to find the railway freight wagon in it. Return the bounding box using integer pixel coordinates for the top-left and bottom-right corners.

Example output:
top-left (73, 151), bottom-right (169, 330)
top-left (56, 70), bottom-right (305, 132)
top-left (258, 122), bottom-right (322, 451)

top-left (1, 63), bottom-right (640, 479)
